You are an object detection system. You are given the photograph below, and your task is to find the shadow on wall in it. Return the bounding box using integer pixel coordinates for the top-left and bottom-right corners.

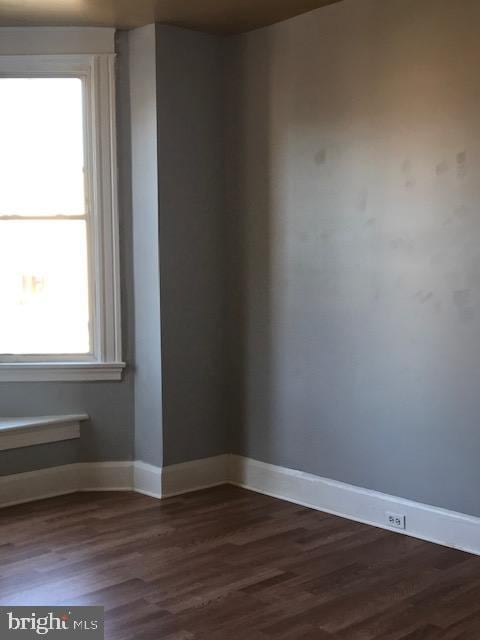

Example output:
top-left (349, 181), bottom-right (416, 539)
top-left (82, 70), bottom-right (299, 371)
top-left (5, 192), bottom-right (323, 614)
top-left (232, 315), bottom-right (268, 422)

top-left (226, 31), bottom-right (275, 462)
top-left (224, 0), bottom-right (480, 518)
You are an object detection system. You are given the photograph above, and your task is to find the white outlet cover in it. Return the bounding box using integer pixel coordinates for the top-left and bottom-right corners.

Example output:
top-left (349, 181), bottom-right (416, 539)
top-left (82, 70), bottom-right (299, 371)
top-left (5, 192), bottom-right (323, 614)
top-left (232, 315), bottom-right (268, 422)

top-left (386, 511), bottom-right (406, 530)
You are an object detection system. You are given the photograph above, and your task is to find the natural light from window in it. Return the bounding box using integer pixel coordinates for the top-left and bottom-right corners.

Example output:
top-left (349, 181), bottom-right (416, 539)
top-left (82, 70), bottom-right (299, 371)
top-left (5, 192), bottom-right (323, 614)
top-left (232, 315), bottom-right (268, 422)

top-left (0, 77), bottom-right (90, 356)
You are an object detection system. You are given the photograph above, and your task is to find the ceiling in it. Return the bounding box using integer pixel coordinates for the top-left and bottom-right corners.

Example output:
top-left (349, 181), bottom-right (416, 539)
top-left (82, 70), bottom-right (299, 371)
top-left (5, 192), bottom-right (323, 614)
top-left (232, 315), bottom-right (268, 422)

top-left (0, 0), bottom-right (342, 34)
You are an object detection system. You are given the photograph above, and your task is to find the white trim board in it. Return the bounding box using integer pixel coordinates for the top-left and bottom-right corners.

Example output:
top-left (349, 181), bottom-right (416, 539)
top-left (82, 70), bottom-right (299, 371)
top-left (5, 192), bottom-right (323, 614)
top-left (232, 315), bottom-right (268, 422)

top-left (161, 455), bottom-right (230, 498)
top-left (133, 461), bottom-right (162, 499)
top-left (0, 464), bottom-right (80, 509)
top-left (0, 362), bottom-right (125, 383)
top-left (0, 461), bottom-right (133, 509)
top-left (229, 456), bottom-right (480, 557)
top-left (80, 461), bottom-right (133, 492)
top-left (1, 455), bottom-right (480, 557)
top-left (0, 52), bottom-right (123, 383)
top-left (0, 415), bottom-right (87, 451)
top-left (0, 456), bottom-right (227, 509)
top-left (133, 456), bottom-right (230, 499)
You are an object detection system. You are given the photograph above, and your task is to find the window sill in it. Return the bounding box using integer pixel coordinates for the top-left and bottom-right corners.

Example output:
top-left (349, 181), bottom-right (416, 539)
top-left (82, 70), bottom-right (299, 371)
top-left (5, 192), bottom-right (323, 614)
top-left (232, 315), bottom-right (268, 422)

top-left (0, 414), bottom-right (87, 450)
top-left (0, 362), bottom-right (126, 383)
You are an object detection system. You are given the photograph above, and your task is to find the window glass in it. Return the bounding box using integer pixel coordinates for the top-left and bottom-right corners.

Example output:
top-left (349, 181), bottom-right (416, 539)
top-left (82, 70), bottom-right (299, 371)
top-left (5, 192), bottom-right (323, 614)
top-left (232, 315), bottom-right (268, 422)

top-left (0, 78), bottom-right (85, 217)
top-left (0, 78), bottom-right (90, 355)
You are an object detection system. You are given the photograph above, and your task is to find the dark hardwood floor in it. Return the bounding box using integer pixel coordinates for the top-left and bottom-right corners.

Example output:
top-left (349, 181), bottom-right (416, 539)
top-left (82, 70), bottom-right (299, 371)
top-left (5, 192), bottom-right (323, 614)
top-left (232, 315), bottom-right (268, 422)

top-left (1, 486), bottom-right (480, 639)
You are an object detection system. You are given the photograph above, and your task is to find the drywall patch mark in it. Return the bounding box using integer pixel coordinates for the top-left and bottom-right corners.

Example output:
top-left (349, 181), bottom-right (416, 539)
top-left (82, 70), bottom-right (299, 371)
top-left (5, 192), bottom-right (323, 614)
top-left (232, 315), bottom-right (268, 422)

top-left (436, 161), bottom-right (449, 176)
top-left (457, 151), bottom-right (468, 179)
top-left (402, 160), bottom-right (416, 188)
top-left (414, 290), bottom-right (434, 303)
top-left (453, 289), bottom-right (475, 322)
top-left (460, 307), bottom-right (475, 322)
top-left (365, 218), bottom-right (376, 227)
top-left (314, 149), bottom-right (327, 166)
top-left (357, 189), bottom-right (369, 212)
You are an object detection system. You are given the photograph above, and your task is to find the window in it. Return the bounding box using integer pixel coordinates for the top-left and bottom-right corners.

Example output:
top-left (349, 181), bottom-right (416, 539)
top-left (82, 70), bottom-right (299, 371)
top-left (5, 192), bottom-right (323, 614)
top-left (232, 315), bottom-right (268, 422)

top-left (0, 52), bottom-right (123, 381)
top-left (0, 78), bottom-right (89, 356)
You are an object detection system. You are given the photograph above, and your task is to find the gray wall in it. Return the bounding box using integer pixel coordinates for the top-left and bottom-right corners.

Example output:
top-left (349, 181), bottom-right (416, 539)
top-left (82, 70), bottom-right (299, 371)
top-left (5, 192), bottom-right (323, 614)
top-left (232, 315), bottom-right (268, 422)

top-left (0, 31), bottom-right (135, 475)
top-left (156, 25), bottom-right (228, 465)
top-left (225, 0), bottom-right (480, 517)
top-left (129, 25), bottom-right (164, 467)
top-left (6, 0), bottom-right (480, 519)
top-left (0, 24), bottom-right (228, 474)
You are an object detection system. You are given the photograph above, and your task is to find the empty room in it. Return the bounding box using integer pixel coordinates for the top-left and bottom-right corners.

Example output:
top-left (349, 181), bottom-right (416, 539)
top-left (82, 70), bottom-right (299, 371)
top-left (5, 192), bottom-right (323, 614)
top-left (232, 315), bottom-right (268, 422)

top-left (1, 0), bottom-right (480, 637)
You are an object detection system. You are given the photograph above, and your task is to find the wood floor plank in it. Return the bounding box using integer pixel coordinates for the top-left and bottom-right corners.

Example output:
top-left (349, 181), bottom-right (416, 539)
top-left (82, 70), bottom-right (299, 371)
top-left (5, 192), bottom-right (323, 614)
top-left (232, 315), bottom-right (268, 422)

top-left (1, 486), bottom-right (479, 639)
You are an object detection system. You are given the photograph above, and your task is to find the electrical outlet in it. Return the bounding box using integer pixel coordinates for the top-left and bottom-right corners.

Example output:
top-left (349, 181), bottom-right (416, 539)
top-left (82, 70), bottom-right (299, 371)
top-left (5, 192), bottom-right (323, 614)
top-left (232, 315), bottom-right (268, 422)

top-left (386, 512), bottom-right (406, 530)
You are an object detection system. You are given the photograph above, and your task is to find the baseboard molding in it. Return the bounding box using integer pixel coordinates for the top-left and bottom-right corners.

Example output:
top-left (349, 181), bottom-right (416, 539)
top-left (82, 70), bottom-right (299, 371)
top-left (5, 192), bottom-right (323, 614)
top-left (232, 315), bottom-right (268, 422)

top-left (133, 455), bottom-right (229, 498)
top-left (79, 461), bottom-right (133, 492)
top-left (0, 461), bottom-right (135, 508)
top-left (2, 454), bottom-right (480, 557)
top-left (133, 461), bottom-right (162, 499)
top-left (161, 454), bottom-right (230, 498)
top-left (229, 455), bottom-right (480, 557)
top-left (0, 463), bottom-right (80, 508)
top-left (0, 455), bottom-right (229, 508)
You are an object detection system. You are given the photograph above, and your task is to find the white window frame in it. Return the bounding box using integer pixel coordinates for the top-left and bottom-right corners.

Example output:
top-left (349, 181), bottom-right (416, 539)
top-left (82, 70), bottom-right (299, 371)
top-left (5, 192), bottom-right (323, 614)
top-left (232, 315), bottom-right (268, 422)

top-left (0, 47), bottom-right (124, 382)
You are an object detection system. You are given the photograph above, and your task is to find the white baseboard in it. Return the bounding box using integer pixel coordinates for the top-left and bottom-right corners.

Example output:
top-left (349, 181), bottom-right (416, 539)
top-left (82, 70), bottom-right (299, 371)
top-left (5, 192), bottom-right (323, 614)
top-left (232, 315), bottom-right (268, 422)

top-left (229, 455), bottom-right (480, 557)
top-left (79, 461), bottom-right (133, 492)
top-left (0, 455), bottom-right (228, 508)
top-left (0, 463), bottom-right (80, 508)
top-left (0, 461), bottom-right (134, 508)
top-left (2, 454), bottom-right (480, 557)
top-left (133, 461), bottom-right (162, 498)
top-left (0, 415), bottom-right (86, 452)
top-left (161, 454), bottom-right (230, 498)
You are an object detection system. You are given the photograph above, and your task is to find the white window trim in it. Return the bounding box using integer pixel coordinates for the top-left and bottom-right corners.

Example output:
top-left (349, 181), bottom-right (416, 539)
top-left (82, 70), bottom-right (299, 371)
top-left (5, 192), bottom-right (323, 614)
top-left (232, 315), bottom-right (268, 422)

top-left (0, 51), bottom-right (125, 382)
top-left (0, 414), bottom-right (87, 450)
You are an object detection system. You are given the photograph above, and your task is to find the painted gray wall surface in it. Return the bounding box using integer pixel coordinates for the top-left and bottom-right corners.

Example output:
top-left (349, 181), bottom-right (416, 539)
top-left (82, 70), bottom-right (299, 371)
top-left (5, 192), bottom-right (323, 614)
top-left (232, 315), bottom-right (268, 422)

top-left (0, 31), bottom-right (135, 475)
top-left (225, 0), bottom-right (480, 516)
top-left (129, 25), bottom-right (164, 467)
top-left (0, 25), bottom-right (228, 474)
top-left (155, 26), bottom-right (228, 465)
